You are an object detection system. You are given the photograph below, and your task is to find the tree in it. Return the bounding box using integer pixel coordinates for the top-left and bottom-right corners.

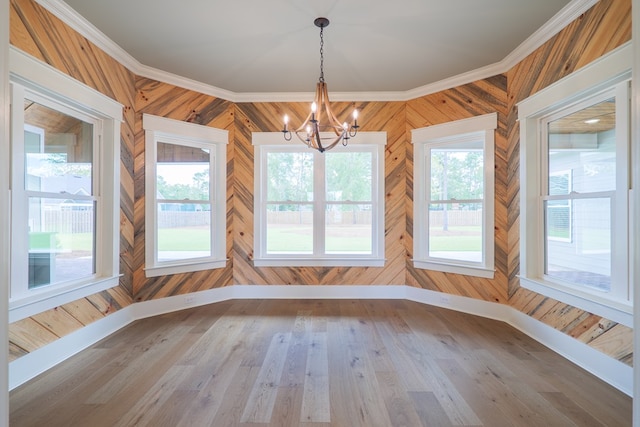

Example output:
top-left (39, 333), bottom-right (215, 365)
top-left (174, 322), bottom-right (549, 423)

top-left (157, 166), bottom-right (210, 201)
top-left (430, 149), bottom-right (484, 231)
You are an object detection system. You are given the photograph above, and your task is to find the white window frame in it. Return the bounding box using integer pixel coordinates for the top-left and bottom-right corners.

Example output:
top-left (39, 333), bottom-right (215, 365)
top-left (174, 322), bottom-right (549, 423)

top-left (518, 42), bottom-right (632, 327)
top-left (143, 114), bottom-right (228, 277)
top-left (412, 113), bottom-right (496, 278)
top-left (9, 47), bottom-right (122, 322)
top-left (252, 132), bottom-right (386, 267)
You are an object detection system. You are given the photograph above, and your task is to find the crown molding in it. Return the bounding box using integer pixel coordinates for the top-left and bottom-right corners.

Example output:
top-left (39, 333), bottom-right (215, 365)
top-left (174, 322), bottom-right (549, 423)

top-left (36, 0), bottom-right (597, 103)
top-left (232, 90), bottom-right (409, 103)
top-left (501, 0), bottom-right (600, 71)
top-left (136, 62), bottom-right (238, 101)
top-left (35, 0), bottom-right (140, 73)
top-left (402, 61), bottom-right (506, 101)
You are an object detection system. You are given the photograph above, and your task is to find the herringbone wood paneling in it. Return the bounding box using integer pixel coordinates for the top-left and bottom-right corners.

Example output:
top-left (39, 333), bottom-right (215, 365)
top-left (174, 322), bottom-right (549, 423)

top-left (505, 0), bottom-right (632, 365)
top-left (8, 0), bottom-right (135, 361)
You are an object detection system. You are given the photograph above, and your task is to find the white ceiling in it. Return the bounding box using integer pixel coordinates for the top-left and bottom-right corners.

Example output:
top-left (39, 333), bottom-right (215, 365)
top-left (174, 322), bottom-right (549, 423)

top-left (58, 0), bottom-right (580, 96)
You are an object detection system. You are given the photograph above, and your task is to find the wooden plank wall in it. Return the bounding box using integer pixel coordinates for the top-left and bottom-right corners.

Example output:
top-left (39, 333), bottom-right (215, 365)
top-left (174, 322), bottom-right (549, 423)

top-left (8, 0), bottom-right (135, 361)
top-left (505, 0), bottom-right (633, 365)
top-left (233, 101), bottom-right (406, 286)
top-left (133, 78), bottom-right (235, 300)
top-left (405, 75), bottom-right (509, 305)
top-left (7, 0), bottom-right (634, 367)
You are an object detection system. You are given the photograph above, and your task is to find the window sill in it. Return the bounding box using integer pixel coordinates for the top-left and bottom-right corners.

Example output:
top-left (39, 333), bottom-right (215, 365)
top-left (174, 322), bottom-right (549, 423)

top-left (413, 259), bottom-right (495, 279)
top-left (253, 257), bottom-right (385, 267)
top-left (519, 276), bottom-right (632, 327)
top-left (144, 258), bottom-right (227, 278)
top-left (9, 275), bottom-right (120, 323)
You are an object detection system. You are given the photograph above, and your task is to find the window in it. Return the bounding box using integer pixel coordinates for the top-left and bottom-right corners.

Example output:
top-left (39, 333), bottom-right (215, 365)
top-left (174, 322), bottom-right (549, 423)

top-left (518, 43), bottom-right (631, 325)
top-left (9, 48), bottom-right (121, 321)
top-left (143, 114), bottom-right (227, 277)
top-left (253, 132), bottom-right (386, 267)
top-left (412, 113), bottom-right (496, 278)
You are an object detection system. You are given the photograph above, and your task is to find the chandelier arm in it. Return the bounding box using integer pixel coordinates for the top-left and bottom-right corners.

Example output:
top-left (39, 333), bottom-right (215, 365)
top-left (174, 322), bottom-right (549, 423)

top-left (322, 133), bottom-right (345, 152)
top-left (319, 83), bottom-right (346, 136)
top-left (292, 100), bottom-right (316, 135)
top-left (312, 125), bottom-right (325, 152)
top-left (293, 111), bottom-right (313, 134)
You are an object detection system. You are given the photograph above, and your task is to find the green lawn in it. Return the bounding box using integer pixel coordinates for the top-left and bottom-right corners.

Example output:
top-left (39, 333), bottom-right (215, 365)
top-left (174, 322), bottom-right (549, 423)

top-left (48, 225), bottom-right (484, 253)
top-left (429, 226), bottom-right (482, 251)
top-left (158, 228), bottom-right (211, 251)
top-left (267, 227), bottom-right (372, 252)
top-left (48, 228), bottom-right (212, 252)
top-left (31, 232), bottom-right (94, 252)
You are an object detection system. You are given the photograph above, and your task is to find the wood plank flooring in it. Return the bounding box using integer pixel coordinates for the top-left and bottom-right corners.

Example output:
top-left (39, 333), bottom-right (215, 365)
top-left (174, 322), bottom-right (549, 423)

top-left (9, 300), bottom-right (631, 426)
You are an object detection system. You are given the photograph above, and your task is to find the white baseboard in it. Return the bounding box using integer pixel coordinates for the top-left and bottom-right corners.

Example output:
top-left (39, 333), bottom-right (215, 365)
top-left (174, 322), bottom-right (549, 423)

top-left (232, 284), bottom-right (407, 300)
top-left (404, 287), bottom-right (632, 396)
top-left (9, 307), bottom-right (134, 390)
top-left (9, 285), bottom-right (633, 396)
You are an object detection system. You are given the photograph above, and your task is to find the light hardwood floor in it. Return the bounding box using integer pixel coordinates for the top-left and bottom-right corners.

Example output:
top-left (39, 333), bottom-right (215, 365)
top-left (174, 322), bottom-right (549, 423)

top-left (10, 299), bottom-right (631, 426)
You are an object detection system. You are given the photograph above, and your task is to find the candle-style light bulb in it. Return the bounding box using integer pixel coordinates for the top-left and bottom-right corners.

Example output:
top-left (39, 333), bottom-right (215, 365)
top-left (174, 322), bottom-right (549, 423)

top-left (343, 122), bottom-right (349, 131)
top-left (283, 114), bottom-right (289, 131)
top-left (311, 102), bottom-right (317, 113)
top-left (349, 108), bottom-right (360, 138)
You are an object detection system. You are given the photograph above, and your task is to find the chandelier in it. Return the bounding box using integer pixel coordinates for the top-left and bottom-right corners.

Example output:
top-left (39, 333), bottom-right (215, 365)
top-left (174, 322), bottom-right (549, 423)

top-left (281, 17), bottom-right (359, 152)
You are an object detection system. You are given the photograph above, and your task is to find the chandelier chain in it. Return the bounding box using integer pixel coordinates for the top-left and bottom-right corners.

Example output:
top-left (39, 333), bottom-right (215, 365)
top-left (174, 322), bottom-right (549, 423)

top-left (319, 26), bottom-right (325, 83)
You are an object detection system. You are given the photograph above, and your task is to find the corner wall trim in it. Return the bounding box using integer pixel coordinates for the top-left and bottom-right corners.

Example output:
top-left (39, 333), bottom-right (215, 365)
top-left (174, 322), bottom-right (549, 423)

top-left (9, 285), bottom-right (632, 396)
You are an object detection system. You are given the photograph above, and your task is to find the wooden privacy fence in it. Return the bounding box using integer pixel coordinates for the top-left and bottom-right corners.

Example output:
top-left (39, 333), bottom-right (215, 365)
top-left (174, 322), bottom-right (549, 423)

top-left (43, 209), bottom-right (93, 233)
top-left (158, 211), bottom-right (211, 228)
top-left (41, 210), bottom-right (212, 232)
top-left (428, 210), bottom-right (482, 227)
top-left (266, 210), bottom-right (482, 226)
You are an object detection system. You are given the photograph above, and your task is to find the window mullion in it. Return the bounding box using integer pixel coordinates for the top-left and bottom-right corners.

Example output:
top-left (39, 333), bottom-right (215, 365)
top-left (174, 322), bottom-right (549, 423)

top-left (314, 151), bottom-right (325, 256)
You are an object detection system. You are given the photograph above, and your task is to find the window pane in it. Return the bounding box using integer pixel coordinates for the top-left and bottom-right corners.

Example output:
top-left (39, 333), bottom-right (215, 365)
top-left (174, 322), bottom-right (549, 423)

top-left (267, 152), bottom-right (313, 201)
top-left (266, 204), bottom-right (313, 254)
top-left (545, 198), bottom-right (611, 292)
top-left (430, 149), bottom-right (483, 201)
top-left (326, 152), bottom-right (372, 201)
top-left (548, 97), bottom-right (616, 193)
top-left (157, 142), bottom-right (210, 201)
top-left (428, 203), bottom-right (482, 262)
top-left (24, 99), bottom-right (93, 194)
top-left (326, 204), bottom-right (372, 254)
top-left (157, 202), bottom-right (212, 261)
top-left (28, 197), bottom-right (95, 288)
